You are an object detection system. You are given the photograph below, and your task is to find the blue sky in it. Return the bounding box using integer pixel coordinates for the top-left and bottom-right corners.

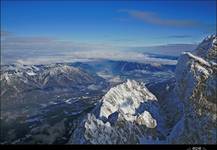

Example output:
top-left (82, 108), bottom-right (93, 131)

top-left (1, 0), bottom-right (216, 45)
top-left (1, 0), bottom-right (216, 64)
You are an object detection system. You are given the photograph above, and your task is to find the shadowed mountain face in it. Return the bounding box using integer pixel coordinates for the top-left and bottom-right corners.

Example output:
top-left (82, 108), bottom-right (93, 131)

top-left (172, 34), bottom-right (217, 144)
top-left (1, 64), bottom-right (106, 110)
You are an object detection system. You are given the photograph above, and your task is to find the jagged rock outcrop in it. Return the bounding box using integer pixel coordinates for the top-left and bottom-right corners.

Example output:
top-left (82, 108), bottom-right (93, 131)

top-left (69, 80), bottom-right (165, 144)
top-left (193, 35), bottom-right (217, 62)
top-left (99, 80), bottom-right (157, 123)
top-left (171, 34), bottom-right (217, 144)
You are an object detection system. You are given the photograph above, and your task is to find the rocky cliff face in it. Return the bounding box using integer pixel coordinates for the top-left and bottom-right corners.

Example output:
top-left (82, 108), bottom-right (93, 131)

top-left (69, 80), bottom-right (166, 144)
top-left (172, 34), bottom-right (217, 144)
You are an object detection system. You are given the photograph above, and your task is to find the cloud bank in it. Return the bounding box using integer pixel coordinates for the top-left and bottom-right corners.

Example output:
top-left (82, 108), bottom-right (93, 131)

top-left (15, 50), bottom-right (177, 65)
top-left (1, 31), bottom-right (198, 65)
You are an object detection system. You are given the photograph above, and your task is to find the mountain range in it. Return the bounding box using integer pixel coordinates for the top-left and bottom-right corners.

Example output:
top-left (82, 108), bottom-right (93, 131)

top-left (0, 34), bottom-right (216, 144)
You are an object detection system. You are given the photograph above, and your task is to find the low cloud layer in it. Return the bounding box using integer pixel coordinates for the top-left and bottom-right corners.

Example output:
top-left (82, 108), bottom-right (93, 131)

top-left (14, 50), bottom-right (177, 65)
top-left (1, 31), bottom-right (198, 65)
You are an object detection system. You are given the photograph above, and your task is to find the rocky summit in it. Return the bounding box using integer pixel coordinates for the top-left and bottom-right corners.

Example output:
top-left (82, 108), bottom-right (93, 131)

top-left (69, 79), bottom-right (164, 144)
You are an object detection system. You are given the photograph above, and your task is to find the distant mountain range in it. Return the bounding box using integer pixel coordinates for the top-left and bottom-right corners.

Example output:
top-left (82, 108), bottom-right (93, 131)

top-left (1, 35), bottom-right (216, 144)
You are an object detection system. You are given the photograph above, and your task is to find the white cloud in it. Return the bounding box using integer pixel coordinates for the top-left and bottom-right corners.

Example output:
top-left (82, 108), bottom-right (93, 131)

top-left (2, 31), bottom-right (197, 65)
top-left (15, 50), bottom-right (177, 65)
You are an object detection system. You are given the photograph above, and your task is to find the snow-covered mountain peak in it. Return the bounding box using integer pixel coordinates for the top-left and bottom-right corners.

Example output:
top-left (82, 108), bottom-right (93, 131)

top-left (193, 34), bottom-right (217, 62)
top-left (69, 80), bottom-right (161, 144)
top-left (99, 80), bottom-right (157, 120)
top-left (44, 64), bottom-right (80, 76)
